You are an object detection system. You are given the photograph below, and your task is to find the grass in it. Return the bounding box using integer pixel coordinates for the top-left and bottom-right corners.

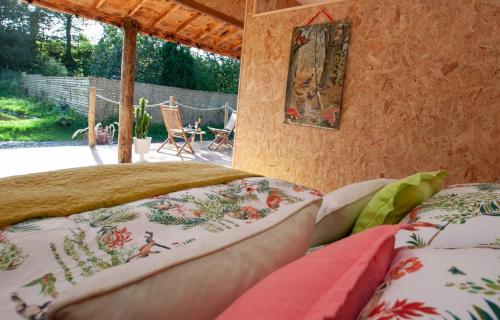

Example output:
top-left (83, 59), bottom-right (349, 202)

top-left (0, 69), bottom-right (218, 143)
top-left (0, 70), bottom-right (87, 142)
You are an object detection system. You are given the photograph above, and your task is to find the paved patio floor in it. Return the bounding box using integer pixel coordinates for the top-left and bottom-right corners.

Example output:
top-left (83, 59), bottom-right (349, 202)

top-left (0, 141), bottom-right (232, 178)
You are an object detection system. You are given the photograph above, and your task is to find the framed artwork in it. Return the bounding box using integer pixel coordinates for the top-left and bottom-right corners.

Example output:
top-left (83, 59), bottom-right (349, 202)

top-left (284, 20), bottom-right (351, 130)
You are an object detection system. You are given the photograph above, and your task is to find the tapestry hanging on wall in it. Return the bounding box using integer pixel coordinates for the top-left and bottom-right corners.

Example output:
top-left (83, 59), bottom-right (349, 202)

top-left (284, 20), bottom-right (351, 130)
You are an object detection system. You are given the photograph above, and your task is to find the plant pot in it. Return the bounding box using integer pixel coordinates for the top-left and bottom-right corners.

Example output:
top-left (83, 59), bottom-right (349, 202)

top-left (134, 137), bottom-right (152, 156)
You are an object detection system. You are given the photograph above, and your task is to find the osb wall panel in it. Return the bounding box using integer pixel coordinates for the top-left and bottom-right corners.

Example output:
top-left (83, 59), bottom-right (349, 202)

top-left (254, 0), bottom-right (301, 14)
top-left (233, 0), bottom-right (500, 192)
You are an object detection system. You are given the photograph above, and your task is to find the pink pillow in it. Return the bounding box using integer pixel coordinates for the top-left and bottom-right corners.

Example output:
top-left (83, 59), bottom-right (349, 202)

top-left (217, 225), bottom-right (403, 320)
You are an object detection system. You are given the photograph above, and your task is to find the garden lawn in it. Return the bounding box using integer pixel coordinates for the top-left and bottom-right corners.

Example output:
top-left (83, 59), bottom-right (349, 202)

top-left (0, 70), bottom-right (220, 143)
top-left (0, 71), bottom-right (87, 142)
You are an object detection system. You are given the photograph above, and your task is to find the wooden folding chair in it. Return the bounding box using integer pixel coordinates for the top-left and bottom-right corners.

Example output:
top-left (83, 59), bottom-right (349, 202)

top-left (157, 105), bottom-right (195, 156)
top-left (207, 112), bottom-right (237, 151)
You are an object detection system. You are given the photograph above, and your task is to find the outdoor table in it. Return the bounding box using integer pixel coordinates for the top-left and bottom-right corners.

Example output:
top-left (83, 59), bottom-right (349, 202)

top-left (184, 129), bottom-right (206, 144)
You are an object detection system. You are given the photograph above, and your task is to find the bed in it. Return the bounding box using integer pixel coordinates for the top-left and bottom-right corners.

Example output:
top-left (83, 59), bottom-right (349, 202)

top-left (217, 182), bottom-right (500, 319)
top-left (1, 163), bottom-right (498, 320)
top-left (0, 162), bottom-right (322, 320)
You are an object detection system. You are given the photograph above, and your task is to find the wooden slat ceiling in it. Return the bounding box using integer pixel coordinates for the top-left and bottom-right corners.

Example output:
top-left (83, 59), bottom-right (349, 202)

top-left (21, 0), bottom-right (244, 59)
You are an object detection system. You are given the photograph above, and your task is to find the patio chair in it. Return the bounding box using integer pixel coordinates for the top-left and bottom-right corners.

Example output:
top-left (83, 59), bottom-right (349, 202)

top-left (207, 112), bottom-right (237, 151)
top-left (157, 105), bottom-right (195, 156)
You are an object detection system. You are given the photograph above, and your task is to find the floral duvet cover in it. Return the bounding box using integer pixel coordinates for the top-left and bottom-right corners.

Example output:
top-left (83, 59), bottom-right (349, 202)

top-left (0, 177), bottom-right (322, 320)
top-left (360, 183), bottom-right (500, 320)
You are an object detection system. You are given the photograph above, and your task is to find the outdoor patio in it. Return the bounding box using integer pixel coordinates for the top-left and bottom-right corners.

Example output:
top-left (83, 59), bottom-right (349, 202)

top-left (0, 141), bottom-right (232, 178)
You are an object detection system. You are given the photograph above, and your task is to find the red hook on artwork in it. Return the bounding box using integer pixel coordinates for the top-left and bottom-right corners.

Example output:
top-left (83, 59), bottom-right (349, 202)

top-left (305, 8), bottom-right (335, 26)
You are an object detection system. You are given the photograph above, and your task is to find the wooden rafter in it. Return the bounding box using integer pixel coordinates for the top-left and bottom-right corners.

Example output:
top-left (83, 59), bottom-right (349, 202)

top-left (151, 4), bottom-right (179, 28)
top-left (215, 28), bottom-right (239, 46)
top-left (94, 0), bottom-right (107, 9)
top-left (170, 0), bottom-right (243, 29)
top-left (174, 13), bottom-right (201, 34)
top-left (228, 41), bottom-right (242, 52)
top-left (128, 0), bottom-right (149, 17)
top-left (140, 26), bottom-right (240, 59)
top-left (195, 22), bottom-right (225, 42)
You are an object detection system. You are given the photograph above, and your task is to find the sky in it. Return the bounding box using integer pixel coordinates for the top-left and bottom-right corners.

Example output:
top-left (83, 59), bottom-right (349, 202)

top-left (81, 20), bottom-right (104, 44)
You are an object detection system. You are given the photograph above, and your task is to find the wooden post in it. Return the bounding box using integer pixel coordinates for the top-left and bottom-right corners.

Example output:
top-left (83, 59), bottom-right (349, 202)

top-left (118, 18), bottom-right (138, 163)
top-left (224, 102), bottom-right (229, 127)
top-left (88, 86), bottom-right (96, 147)
top-left (169, 95), bottom-right (175, 107)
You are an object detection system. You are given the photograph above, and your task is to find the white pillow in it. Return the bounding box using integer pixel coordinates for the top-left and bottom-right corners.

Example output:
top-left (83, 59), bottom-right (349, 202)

top-left (311, 179), bottom-right (394, 246)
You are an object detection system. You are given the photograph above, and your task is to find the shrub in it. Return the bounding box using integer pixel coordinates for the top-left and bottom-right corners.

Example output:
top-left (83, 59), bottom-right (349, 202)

top-left (34, 53), bottom-right (68, 77)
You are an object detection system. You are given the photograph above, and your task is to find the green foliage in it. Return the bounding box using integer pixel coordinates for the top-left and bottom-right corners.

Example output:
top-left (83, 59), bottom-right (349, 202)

top-left (88, 26), bottom-right (239, 93)
top-left (89, 26), bottom-right (123, 79)
top-left (134, 97), bottom-right (152, 139)
top-left (1, 2), bottom-right (240, 92)
top-left (158, 42), bottom-right (196, 89)
top-left (0, 0), bottom-right (61, 71)
top-left (33, 52), bottom-right (68, 76)
top-left (0, 70), bottom-right (87, 141)
top-left (38, 35), bottom-right (95, 76)
top-left (193, 52), bottom-right (240, 94)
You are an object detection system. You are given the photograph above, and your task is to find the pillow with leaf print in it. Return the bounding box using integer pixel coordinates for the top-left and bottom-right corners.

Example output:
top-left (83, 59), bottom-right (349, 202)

top-left (395, 183), bottom-right (500, 249)
top-left (353, 170), bottom-right (448, 234)
top-left (357, 247), bottom-right (500, 320)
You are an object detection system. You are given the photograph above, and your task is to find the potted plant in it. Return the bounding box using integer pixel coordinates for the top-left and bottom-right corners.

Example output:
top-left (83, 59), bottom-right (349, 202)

top-left (72, 122), bottom-right (119, 144)
top-left (134, 97), bottom-right (152, 160)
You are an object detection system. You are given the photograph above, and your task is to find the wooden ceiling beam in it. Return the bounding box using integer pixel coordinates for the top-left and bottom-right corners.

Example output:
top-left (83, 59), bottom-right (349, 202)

top-left (169, 0), bottom-right (243, 29)
top-left (128, 0), bottom-right (149, 17)
top-left (174, 13), bottom-right (201, 34)
top-left (94, 0), bottom-right (107, 9)
top-left (151, 4), bottom-right (180, 28)
top-left (215, 28), bottom-right (239, 46)
top-left (195, 22), bottom-right (225, 42)
top-left (228, 40), bottom-right (242, 51)
top-left (141, 26), bottom-right (240, 59)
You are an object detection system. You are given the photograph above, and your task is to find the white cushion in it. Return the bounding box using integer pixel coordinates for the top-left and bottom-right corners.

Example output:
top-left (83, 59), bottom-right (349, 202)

top-left (311, 179), bottom-right (394, 246)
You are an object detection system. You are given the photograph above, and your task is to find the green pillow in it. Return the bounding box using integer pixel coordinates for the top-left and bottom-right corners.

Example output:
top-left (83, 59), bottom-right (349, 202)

top-left (352, 170), bottom-right (448, 233)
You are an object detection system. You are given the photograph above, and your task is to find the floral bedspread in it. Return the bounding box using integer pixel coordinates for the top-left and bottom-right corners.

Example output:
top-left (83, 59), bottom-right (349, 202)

top-left (0, 177), bottom-right (322, 320)
top-left (360, 183), bottom-right (500, 319)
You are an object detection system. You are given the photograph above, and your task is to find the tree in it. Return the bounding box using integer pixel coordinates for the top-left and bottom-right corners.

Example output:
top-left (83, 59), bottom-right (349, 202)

top-left (158, 42), bottom-right (196, 89)
top-left (193, 53), bottom-right (240, 94)
top-left (0, 0), bottom-right (63, 72)
top-left (62, 14), bottom-right (75, 73)
top-left (135, 34), bottom-right (163, 84)
top-left (89, 26), bottom-right (122, 79)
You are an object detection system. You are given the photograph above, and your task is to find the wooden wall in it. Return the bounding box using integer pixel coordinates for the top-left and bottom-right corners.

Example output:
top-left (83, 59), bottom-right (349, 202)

top-left (254, 0), bottom-right (301, 14)
top-left (233, 0), bottom-right (500, 192)
top-left (194, 0), bottom-right (246, 22)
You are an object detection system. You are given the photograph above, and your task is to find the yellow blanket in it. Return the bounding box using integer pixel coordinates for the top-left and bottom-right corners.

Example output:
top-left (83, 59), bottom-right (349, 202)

top-left (0, 162), bottom-right (255, 227)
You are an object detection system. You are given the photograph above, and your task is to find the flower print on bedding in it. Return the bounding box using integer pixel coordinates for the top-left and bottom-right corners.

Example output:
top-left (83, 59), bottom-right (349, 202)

top-left (395, 183), bottom-right (500, 249)
top-left (142, 178), bottom-right (314, 233)
top-left (358, 247), bottom-right (500, 320)
top-left (0, 177), bottom-right (321, 320)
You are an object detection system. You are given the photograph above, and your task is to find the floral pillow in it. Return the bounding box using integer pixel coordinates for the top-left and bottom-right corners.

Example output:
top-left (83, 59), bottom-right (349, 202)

top-left (396, 183), bottom-right (500, 249)
top-left (358, 247), bottom-right (500, 319)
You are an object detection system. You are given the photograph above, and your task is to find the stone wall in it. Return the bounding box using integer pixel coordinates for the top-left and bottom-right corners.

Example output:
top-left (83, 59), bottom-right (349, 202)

top-left (21, 74), bottom-right (237, 126)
